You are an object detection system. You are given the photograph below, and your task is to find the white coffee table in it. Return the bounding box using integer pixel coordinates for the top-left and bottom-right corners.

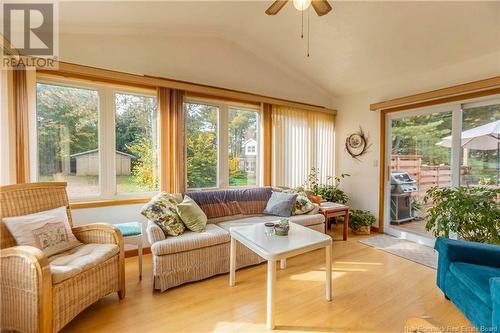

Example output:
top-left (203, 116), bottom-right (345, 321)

top-left (229, 222), bottom-right (333, 330)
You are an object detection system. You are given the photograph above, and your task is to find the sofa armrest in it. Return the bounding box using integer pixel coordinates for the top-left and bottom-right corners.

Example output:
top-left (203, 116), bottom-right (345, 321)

top-left (0, 246), bottom-right (52, 332)
top-left (491, 278), bottom-right (500, 329)
top-left (72, 223), bottom-right (123, 246)
top-left (146, 220), bottom-right (166, 244)
top-left (434, 237), bottom-right (500, 290)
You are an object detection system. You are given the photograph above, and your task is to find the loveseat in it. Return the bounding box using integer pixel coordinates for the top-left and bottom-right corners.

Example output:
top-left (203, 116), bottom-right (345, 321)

top-left (434, 237), bottom-right (500, 331)
top-left (146, 187), bottom-right (325, 291)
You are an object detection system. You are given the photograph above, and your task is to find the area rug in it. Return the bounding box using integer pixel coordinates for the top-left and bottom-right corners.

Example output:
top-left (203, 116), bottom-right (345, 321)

top-left (359, 234), bottom-right (437, 269)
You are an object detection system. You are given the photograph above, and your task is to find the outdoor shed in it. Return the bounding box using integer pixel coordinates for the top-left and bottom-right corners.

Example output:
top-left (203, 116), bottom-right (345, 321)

top-left (70, 149), bottom-right (133, 176)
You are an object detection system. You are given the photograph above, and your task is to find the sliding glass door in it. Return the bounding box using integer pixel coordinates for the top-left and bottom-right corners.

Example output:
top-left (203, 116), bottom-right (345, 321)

top-left (383, 96), bottom-right (500, 245)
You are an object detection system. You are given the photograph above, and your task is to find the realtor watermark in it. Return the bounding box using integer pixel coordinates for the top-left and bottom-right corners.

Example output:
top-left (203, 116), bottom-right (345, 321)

top-left (1, 1), bottom-right (58, 69)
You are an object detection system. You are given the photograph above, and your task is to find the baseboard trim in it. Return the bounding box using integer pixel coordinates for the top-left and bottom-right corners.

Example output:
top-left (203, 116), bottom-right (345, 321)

top-left (125, 247), bottom-right (151, 258)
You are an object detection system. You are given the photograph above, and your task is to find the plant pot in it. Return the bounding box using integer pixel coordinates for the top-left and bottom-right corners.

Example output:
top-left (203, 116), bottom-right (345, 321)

top-left (352, 226), bottom-right (371, 235)
top-left (308, 194), bottom-right (322, 204)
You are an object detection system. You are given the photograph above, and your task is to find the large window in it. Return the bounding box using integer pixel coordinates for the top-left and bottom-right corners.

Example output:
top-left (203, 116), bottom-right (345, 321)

top-left (461, 101), bottom-right (500, 186)
top-left (185, 101), bottom-right (260, 189)
top-left (115, 92), bottom-right (159, 193)
top-left (36, 83), bottom-right (100, 198)
top-left (185, 102), bottom-right (219, 189)
top-left (35, 78), bottom-right (158, 200)
top-left (384, 96), bottom-right (500, 241)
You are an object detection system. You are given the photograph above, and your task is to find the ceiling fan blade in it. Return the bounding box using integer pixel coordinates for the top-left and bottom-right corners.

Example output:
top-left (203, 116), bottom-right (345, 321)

top-left (265, 0), bottom-right (288, 15)
top-left (311, 0), bottom-right (332, 16)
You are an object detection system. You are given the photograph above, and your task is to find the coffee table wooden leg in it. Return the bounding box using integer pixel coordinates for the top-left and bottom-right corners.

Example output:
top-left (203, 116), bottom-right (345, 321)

top-left (343, 211), bottom-right (349, 241)
top-left (325, 244), bottom-right (332, 301)
top-left (229, 238), bottom-right (237, 286)
top-left (267, 260), bottom-right (276, 330)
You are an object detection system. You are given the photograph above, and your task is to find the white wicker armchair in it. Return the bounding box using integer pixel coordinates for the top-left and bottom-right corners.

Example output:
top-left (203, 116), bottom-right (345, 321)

top-left (0, 182), bottom-right (125, 333)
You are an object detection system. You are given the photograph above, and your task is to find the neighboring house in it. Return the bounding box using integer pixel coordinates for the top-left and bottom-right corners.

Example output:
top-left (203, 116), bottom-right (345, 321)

top-left (238, 139), bottom-right (257, 174)
top-left (70, 149), bottom-right (134, 176)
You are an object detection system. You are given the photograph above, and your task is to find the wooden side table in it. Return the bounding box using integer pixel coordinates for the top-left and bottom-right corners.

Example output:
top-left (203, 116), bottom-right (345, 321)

top-left (319, 202), bottom-right (349, 241)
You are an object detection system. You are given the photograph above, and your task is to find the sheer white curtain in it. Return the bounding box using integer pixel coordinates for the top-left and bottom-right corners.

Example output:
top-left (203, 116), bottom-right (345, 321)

top-left (271, 105), bottom-right (335, 187)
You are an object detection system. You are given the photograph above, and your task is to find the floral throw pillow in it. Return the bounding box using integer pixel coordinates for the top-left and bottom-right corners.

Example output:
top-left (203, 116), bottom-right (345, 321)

top-left (293, 194), bottom-right (315, 215)
top-left (141, 193), bottom-right (186, 236)
top-left (273, 187), bottom-right (315, 215)
top-left (2, 206), bottom-right (82, 257)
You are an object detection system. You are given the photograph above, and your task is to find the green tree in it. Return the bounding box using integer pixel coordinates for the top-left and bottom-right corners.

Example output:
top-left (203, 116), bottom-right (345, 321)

top-left (185, 103), bottom-right (218, 188)
top-left (127, 137), bottom-right (157, 190)
top-left (36, 83), bottom-right (98, 176)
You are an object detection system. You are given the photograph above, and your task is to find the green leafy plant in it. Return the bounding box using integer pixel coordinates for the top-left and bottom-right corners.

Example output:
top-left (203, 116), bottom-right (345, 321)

top-left (411, 198), bottom-right (423, 218)
top-left (349, 210), bottom-right (376, 231)
top-left (424, 186), bottom-right (500, 244)
top-left (127, 137), bottom-right (157, 191)
top-left (304, 168), bottom-right (350, 204)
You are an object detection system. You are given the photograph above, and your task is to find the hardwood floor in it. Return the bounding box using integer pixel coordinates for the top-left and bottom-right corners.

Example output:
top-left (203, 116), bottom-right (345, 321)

top-left (61, 225), bottom-right (471, 333)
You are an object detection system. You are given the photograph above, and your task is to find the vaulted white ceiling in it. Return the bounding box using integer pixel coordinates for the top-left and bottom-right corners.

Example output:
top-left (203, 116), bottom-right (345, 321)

top-left (57, 1), bottom-right (500, 106)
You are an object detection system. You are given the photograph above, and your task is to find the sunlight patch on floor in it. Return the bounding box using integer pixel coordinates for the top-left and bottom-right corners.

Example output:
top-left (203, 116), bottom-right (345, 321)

top-left (290, 270), bottom-right (346, 281)
top-left (335, 261), bottom-right (383, 266)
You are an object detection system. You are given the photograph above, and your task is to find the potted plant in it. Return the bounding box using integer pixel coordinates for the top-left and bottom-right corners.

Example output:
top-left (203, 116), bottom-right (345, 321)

top-left (304, 168), bottom-right (350, 204)
top-left (410, 198), bottom-right (423, 219)
top-left (424, 186), bottom-right (500, 244)
top-left (349, 210), bottom-right (376, 235)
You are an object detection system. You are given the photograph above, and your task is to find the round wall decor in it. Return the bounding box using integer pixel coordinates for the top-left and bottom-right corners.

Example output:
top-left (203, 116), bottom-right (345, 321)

top-left (346, 127), bottom-right (371, 159)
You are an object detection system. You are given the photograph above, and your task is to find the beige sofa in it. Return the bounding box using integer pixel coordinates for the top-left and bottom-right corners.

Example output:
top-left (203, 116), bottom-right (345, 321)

top-left (146, 188), bottom-right (325, 292)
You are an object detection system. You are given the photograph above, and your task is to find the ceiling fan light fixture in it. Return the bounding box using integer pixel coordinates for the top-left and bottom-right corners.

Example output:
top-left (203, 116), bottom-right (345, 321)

top-left (293, 0), bottom-right (311, 11)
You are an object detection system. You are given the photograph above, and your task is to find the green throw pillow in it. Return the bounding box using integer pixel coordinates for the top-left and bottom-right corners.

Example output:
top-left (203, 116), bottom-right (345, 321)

top-left (176, 195), bottom-right (207, 232)
top-left (141, 193), bottom-right (186, 236)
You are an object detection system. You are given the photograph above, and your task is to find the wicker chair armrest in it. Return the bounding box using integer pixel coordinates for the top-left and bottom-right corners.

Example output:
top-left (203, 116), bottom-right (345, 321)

top-left (0, 246), bottom-right (52, 332)
top-left (72, 223), bottom-right (124, 246)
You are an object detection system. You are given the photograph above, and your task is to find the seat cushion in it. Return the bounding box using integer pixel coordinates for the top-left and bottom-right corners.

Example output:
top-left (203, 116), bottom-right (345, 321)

top-left (449, 262), bottom-right (500, 308)
top-left (49, 243), bottom-right (119, 284)
top-left (216, 215), bottom-right (281, 231)
top-left (216, 214), bottom-right (325, 231)
top-left (288, 213), bottom-right (325, 227)
top-left (115, 222), bottom-right (142, 237)
top-left (151, 224), bottom-right (229, 256)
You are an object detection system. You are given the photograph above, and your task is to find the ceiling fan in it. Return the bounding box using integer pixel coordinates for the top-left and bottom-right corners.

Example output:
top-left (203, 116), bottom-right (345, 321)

top-left (265, 0), bottom-right (332, 16)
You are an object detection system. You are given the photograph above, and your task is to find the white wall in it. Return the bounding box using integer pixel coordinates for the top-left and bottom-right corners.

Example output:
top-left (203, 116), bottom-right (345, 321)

top-left (71, 204), bottom-right (150, 248)
top-left (58, 33), bottom-right (334, 108)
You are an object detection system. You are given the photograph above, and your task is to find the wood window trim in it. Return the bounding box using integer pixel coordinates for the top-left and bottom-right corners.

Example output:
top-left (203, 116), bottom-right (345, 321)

top-left (35, 76), bottom-right (160, 206)
top-left (37, 60), bottom-right (337, 115)
top-left (376, 80), bottom-right (500, 231)
top-left (70, 197), bottom-right (151, 209)
top-left (184, 98), bottom-right (262, 190)
top-left (370, 76), bottom-right (500, 112)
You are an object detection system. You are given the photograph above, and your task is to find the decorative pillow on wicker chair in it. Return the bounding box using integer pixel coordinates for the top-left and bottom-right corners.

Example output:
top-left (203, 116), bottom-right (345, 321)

top-left (2, 206), bottom-right (82, 257)
top-left (141, 193), bottom-right (186, 236)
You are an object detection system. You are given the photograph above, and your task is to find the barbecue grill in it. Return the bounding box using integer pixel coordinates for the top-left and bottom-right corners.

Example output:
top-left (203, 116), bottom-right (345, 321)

top-left (390, 171), bottom-right (418, 224)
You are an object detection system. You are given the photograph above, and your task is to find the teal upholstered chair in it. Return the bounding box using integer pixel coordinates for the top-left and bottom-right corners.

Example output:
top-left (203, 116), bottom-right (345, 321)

top-left (434, 237), bottom-right (500, 330)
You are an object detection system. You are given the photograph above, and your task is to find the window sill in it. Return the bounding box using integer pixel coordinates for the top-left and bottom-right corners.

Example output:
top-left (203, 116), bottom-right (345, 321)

top-left (70, 197), bottom-right (151, 209)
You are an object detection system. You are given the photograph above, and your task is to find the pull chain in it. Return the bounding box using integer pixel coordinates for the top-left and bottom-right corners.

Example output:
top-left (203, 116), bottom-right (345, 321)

top-left (301, 7), bottom-right (304, 38)
top-left (307, 6), bottom-right (310, 57)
